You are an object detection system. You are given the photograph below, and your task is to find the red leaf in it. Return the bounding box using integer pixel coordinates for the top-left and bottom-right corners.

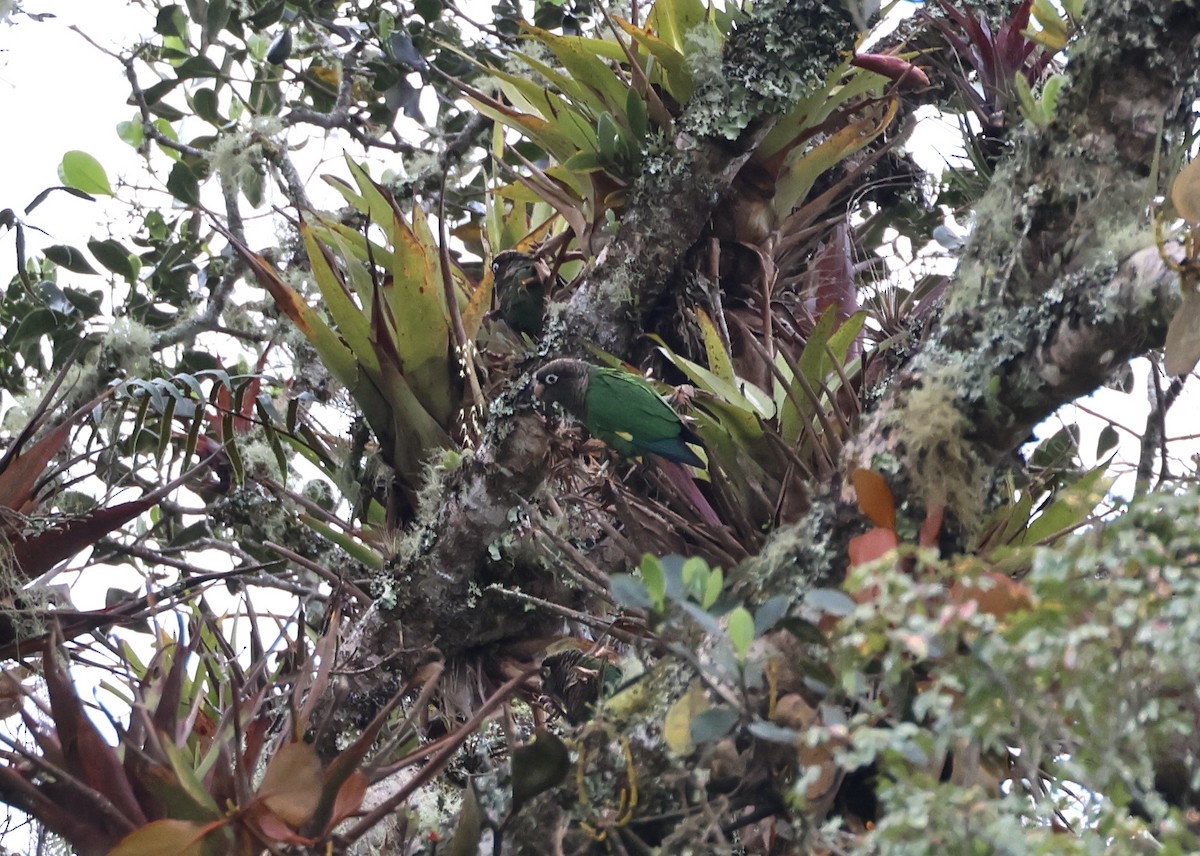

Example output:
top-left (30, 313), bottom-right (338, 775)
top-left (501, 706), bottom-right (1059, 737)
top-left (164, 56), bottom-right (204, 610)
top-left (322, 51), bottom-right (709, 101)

top-left (10, 496), bottom-right (161, 578)
top-left (42, 641), bottom-right (148, 831)
top-left (808, 221), bottom-right (858, 327)
top-left (918, 504), bottom-right (945, 548)
top-left (655, 459), bottom-right (721, 526)
top-left (949, 572), bottom-right (1033, 618)
top-left (242, 715), bottom-right (271, 773)
top-left (848, 527), bottom-right (899, 567)
top-left (324, 771), bottom-right (368, 832)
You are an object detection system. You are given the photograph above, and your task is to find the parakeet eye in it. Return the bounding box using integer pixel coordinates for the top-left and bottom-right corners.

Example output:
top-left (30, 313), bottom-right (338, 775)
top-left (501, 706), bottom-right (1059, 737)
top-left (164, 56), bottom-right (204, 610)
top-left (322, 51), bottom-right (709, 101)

top-left (544, 373), bottom-right (559, 385)
top-left (490, 260), bottom-right (500, 273)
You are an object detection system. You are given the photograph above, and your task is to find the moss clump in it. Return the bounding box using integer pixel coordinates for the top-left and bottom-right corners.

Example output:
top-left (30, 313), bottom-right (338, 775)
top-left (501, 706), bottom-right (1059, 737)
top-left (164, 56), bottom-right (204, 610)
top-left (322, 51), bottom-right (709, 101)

top-left (886, 375), bottom-right (987, 533)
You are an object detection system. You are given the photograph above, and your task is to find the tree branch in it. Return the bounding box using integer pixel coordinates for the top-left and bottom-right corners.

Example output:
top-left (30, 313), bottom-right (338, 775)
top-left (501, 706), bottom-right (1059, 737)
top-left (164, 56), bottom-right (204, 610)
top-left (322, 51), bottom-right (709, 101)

top-left (839, 0), bottom-right (1200, 533)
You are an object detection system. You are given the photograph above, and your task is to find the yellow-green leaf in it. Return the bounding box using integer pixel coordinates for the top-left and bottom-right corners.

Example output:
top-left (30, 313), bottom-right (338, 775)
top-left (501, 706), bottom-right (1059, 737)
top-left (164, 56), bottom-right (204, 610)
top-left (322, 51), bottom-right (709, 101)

top-left (510, 730), bottom-right (571, 816)
top-left (446, 783), bottom-right (484, 856)
top-left (616, 18), bottom-right (695, 101)
top-left (344, 157), bottom-right (395, 225)
top-left (109, 819), bottom-right (220, 856)
top-left (58, 150), bottom-right (113, 196)
top-left (646, 0), bottom-right (708, 55)
top-left (695, 307), bottom-right (736, 386)
top-left (520, 26), bottom-right (630, 113)
top-left (386, 206), bottom-right (453, 424)
top-left (300, 221), bottom-right (380, 377)
top-left (664, 680), bottom-right (710, 755)
top-left (727, 606), bottom-right (755, 662)
top-left (773, 100), bottom-right (896, 217)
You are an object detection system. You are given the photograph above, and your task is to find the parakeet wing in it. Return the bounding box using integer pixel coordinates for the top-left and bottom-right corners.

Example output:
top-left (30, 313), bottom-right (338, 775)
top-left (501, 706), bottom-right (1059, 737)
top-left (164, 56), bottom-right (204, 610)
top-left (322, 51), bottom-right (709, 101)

top-left (584, 368), bottom-right (703, 466)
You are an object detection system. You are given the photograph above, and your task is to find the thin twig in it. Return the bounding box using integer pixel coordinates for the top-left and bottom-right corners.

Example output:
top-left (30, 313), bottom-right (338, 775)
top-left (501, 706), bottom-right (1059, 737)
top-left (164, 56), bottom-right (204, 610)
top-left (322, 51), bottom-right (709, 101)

top-left (341, 665), bottom-right (539, 844)
top-left (490, 586), bottom-right (647, 645)
top-left (264, 541), bottom-right (372, 606)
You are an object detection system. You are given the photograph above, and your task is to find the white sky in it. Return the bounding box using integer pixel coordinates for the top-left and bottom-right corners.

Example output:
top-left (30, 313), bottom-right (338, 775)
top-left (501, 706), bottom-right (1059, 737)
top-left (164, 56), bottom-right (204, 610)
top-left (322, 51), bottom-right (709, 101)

top-left (0, 2), bottom-right (150, 252)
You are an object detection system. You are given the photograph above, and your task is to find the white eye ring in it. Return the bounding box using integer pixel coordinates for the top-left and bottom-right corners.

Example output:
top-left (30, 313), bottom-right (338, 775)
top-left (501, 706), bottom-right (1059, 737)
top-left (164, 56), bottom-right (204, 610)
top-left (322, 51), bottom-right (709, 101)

top-left (491, 260), bottom-right (500, 273)
top-left (544, 373), bottom-right (558, 384)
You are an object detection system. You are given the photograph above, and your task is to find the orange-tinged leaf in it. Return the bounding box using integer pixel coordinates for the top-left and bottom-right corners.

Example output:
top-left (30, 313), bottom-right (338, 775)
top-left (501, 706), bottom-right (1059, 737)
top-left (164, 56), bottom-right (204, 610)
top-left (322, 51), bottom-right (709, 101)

top-left (850, 53), bottom-right (930, 90)
top-left (258, 741), bottom-right (323, 827)
top-left (326, 770), bottom-right (368, 829)
top-left (848, 527), bottom-right (899, 567)
top-left (0, 419), bottom-right (71, 511)
top-left (918, 504), bottom-right (945, 548)
top-left (949, 572), bottom-right (1033, 618)
top-left (469, 95), bottom-right (578, 164)
top-left (309, 65), bottom-right (339, 88)
top-left (851, 468), bottom-right (896, 530)
top-left (108, 819), bottom-right (223, 856)
top-left (214, 224), bottom-right (365, 398)
top-left (461, 268), bottom-right (492, 342)
top-left (512, 214), bottom-right (560, 253)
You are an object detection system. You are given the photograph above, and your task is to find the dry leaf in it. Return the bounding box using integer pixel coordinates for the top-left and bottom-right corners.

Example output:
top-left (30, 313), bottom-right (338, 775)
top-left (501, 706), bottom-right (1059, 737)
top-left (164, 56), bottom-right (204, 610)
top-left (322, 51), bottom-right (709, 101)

top-left (1170, 159), bottom-right (1200, 225)
top-left (258, 741), bottom-right (323, 827)
top-left (1165, 290), bottom-right (1200, 376)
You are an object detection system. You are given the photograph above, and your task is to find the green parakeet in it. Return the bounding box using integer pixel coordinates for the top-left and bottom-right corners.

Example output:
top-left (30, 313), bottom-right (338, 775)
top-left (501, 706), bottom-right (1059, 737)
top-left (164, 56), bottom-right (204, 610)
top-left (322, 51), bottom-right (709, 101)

top-left (490, 250), bottom-right (557, 338)
top-left (533, 358), bottom-right (705, 467)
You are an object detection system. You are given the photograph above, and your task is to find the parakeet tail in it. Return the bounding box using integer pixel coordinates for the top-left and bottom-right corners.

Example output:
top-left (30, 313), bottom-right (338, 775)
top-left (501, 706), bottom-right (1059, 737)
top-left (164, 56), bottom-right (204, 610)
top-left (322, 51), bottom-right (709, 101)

top-left (655, 459), bottom-right (722, 527)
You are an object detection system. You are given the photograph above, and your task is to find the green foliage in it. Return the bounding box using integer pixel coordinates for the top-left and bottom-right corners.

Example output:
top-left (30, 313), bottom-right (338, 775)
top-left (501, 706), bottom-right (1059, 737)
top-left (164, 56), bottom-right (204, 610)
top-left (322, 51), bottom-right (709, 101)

top-left (809, 494), bottom-right (1200, 849)
top-left (628, 493), bottom-right (1200, 851)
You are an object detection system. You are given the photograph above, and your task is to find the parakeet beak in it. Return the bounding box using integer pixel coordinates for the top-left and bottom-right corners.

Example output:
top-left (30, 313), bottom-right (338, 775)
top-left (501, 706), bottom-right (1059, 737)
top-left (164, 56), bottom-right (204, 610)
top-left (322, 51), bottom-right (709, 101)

top-left (532, 380), bottom-right (545, 398)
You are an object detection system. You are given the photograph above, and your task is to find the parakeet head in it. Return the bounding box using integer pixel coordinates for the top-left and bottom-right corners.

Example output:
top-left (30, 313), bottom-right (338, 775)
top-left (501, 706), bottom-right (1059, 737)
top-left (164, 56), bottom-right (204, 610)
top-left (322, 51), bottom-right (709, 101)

top-left (533, 358), bottom-right (589, 411)
top-left (490, 250), bottom-right (534, 283)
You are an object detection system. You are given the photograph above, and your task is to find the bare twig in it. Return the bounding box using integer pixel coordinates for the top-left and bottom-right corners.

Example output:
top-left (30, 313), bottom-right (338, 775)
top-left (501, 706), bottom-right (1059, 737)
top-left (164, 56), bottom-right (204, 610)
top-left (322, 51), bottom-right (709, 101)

top-left (284, 45), bottom-right (416, 155)
top-left (264, 541), bottom-right (372, 606)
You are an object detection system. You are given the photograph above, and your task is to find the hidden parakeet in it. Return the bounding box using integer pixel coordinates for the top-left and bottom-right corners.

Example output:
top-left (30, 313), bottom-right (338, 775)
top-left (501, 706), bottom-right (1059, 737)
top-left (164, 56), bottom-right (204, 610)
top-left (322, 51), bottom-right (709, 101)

top-left (540, 649), bottom-right (623, 724)
top-left (490, 250), bottom-right (557, 338)
top-left (533, 358), bottom-right (705, 467)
